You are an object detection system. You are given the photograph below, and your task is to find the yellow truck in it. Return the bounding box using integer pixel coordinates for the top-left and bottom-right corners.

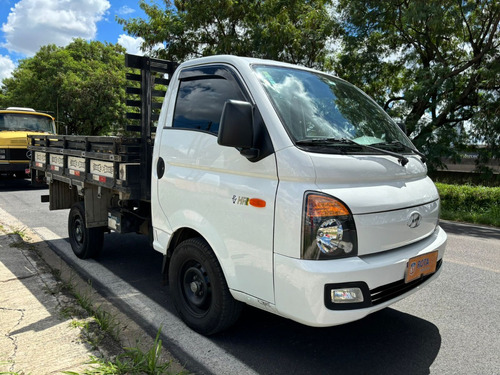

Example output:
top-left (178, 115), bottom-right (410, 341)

top-left (0, 107), bottom-right (56, 177)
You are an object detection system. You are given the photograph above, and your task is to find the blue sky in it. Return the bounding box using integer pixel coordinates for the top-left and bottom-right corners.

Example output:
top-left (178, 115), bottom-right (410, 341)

top-left (0, 0), bottom-right (151, 83)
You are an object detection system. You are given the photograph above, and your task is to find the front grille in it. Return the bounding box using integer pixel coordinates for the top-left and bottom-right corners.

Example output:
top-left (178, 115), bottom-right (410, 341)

top-left (5, 148), bottom-right (30, 161)
top-left (370, 259), bottom-right (443, 306)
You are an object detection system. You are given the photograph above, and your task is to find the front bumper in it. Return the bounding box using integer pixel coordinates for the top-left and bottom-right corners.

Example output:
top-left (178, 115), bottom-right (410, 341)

top-left (0, 161), bottom-right (29, 172)
top-left (0, 148), bottom-right (30, 172)
top-left (274, 225), bottom-right (447, 327)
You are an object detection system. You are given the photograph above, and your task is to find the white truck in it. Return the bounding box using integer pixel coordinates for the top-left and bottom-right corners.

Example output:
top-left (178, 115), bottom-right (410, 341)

top-left (30, 54), bottom-right (447, 335)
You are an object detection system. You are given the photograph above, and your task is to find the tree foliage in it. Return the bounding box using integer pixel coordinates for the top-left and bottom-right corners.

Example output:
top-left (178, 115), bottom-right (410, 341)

top-left (0, 39), bottom-right (127, 135)
top-left (1, 1), bottom-right (498, 168)
top-left (334, 0), bottom-right (500, 168)
top-left (118, 0), bottom-right (337, 69)
top-left (119, 0), bottom-right (500, 169)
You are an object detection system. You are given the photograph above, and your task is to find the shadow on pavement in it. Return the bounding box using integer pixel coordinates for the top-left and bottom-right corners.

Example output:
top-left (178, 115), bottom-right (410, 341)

top-left (210, 305), bottom-right (441, 375)
top-left (49, 232), bottom-right (441, 375)
top-left (440, 220), bottom-right (500, 240)
top-left (0, 232), bottom-right (97, 374)
top-left (0, 233), bottom-right (72, 336)
top-left (0, 176), bottom-right (46, 192)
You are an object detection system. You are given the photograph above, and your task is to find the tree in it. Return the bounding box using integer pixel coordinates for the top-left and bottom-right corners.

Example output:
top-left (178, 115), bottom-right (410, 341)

top-left (118, 0), bottom-right (337, 69)
top-left (334, 0), bottom-right (500, 169)
top-left (0, 39), bottom-right (127, 135)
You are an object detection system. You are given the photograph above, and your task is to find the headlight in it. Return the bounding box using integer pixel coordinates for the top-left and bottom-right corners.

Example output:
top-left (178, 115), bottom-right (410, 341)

top-left (0, 149), bottom-right (5, 160)
top-left (302, 192), bottom-right (357, 260)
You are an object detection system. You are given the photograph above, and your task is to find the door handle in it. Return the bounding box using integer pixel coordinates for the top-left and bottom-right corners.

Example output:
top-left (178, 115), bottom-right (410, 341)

top-left (157, 157), bottom-right (165, 179)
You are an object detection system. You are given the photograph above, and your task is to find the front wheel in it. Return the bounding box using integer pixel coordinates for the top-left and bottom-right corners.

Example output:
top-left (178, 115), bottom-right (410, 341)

top-left (68, 202), bottom-right (104, 259)
top-left (169, 238), bottom-right (242, 335)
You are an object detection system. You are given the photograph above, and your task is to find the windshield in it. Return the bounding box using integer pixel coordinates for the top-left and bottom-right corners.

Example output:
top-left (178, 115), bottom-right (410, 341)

top-left (253, 65), bottom-right (413, 149)
top-left (0, 113), bottom-right (55, 133)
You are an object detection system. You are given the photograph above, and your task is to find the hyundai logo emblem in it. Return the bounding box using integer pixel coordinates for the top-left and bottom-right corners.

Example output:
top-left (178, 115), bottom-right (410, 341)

top-left (26, 150), bottom-right (32, 159)
top-left (407, 212), bottom-right (422, 229)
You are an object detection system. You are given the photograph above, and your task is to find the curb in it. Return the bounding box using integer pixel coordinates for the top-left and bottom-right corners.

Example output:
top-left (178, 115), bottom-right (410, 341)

top-left (0, 207), bottom-right (186, 374)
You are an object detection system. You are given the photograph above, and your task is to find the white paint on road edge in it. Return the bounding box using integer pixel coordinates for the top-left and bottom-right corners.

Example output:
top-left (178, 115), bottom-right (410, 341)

top-left (33, 226), bottom-right (61, 241)
top-left (32, 226), bottom-right (259, 375)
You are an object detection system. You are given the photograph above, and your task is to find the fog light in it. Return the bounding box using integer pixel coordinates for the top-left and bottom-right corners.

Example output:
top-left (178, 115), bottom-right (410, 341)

top-left (325, 282), bottom-right (370, 310)
top-left (331, 288), bottom-right (364, 304)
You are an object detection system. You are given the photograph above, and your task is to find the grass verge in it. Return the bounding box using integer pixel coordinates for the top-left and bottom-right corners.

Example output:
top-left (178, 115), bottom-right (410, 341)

top-left (64, 329), bottom-right (182, 375)
top-left (58, 279), bottom-right (180, 374)
top-left (436, 183), bottom-right (500, 227)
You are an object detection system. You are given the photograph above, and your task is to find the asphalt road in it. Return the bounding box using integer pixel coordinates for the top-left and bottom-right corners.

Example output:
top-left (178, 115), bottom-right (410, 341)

top-left (1, 176), bottom-right (499, 375)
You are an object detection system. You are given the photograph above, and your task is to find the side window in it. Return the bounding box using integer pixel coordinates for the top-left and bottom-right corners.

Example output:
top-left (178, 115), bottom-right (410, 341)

top-left (172, 66), bottom-right (246, 134)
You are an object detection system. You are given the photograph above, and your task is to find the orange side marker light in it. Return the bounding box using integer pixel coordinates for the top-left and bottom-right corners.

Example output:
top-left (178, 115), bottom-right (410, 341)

top-left (249, 198), bottom-right (266, 208)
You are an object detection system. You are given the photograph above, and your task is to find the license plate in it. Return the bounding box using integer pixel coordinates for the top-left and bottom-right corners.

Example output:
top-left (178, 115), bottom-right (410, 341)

top-left (405, 251), bottom-right (439, 283)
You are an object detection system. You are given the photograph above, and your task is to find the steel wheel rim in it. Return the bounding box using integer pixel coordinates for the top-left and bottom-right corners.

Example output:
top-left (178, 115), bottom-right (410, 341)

top-left (181, 261), bottom-right (211, 315)
top-left (73, 216), bottom-right (84, 245)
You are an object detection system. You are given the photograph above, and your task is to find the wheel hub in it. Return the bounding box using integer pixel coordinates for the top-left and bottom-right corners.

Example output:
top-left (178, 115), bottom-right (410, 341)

top-left (182, 264), bottom-right (210, 312)
top-left (190, 280), bottom-right (203, 295)
top-left (74, 219), bottom-right (83, 243)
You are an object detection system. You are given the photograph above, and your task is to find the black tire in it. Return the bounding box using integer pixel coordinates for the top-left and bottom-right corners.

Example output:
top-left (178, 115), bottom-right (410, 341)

top-left (169, 237), bottom-right (243, 335)
top-left (68, 202), bottom-right (104, 259)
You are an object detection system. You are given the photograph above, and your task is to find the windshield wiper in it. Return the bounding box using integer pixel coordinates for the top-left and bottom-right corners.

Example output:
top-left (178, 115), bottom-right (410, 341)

top-left (343, 138), bottom-right (410, 166)
top-left (296, 138), bottom-right (410, 166)
top-left (295, 138), bottom-right (354, 145)
top-left (379, 141), bottom-right (427, 163)
top-left (295, 138), bottom-right (358, 153)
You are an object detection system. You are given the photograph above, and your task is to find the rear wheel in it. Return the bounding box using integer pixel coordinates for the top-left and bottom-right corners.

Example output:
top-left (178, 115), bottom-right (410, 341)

top-left (68, 202), bottom-right (104, 259)
top-left (169, 237), bottom-right (242, 335)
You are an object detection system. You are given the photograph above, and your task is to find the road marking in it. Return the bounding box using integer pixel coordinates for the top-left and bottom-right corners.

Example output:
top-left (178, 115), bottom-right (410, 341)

top-left (33, 226), bottom-right (61, 241)
top-left (32, 226), bottom-right (259, 375)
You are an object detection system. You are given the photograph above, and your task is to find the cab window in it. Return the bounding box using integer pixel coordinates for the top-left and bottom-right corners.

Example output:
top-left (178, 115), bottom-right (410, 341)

top-left (172, 66), bottom-right (247, 135)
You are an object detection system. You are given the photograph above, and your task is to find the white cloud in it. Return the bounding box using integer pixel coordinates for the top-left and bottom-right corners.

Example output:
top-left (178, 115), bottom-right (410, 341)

top-left (117, 34), bottom-right (165, 56)
top-left (0, 54), bottom-right (16, 83)
top-left (117, 34), bottom-right (144, 56)
top-left (1, 0), bottom-right (111, 56)
top-left (117, 5), bottom-right (135, 15)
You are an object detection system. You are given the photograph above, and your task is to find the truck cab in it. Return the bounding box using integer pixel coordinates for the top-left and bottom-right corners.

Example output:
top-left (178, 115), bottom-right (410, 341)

top-left (0, 107), bottom-right (56, 177)
top-left (152, 56), bottom-right (446, 332)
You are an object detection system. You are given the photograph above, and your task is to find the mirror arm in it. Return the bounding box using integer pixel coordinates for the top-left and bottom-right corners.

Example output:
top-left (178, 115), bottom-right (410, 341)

top-left (240, 148), bottom-right (260, 160)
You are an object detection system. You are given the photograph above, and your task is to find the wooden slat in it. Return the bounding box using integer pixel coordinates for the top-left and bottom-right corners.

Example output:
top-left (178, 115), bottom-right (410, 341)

top-left (126, 113), bottom-right (141, 120)
top-left (126, 87), bottom-right (141, 95)
top-left (154, 77), bottom-right (170, 86)
top-left (126, 73), bottom-right (141, 82)
top-left (152, 90), bottom-right (166, 97)
top-left (150, 63), bottom-right (171, 74)
top-left (126, 99), bottom-right (142, 107)
top-left (125, 54), bottom-right (144, 69)
top-left (126, 125), bottom-right (141, 132)
top-left (126, 125), bottom-right (158, 133)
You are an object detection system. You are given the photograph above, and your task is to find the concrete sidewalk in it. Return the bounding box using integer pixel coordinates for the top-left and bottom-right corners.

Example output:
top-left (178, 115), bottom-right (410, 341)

top-left (0, 220), bottom-right (101, 373)
top-left (0, 209), bottom-right (185, 374)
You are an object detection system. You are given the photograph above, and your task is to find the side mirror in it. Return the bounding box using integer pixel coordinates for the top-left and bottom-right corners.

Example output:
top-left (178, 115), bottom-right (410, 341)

top-left (218, 100), bottom-right (259, 159)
